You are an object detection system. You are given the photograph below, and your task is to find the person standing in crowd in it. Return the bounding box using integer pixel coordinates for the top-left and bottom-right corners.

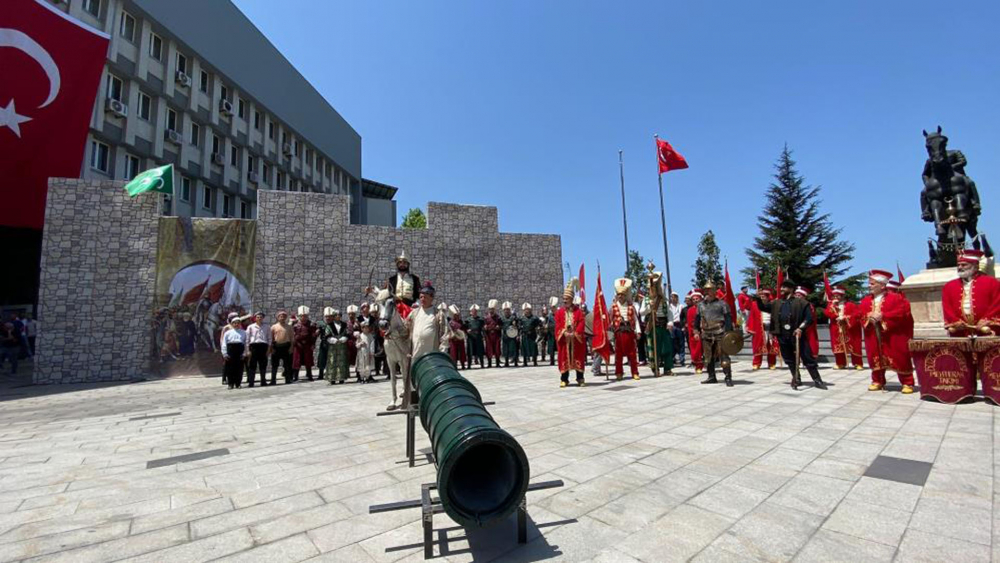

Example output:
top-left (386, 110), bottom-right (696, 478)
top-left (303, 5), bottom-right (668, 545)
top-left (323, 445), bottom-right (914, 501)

top-left (220, 313), bottom-right (247, 390)
top-left (484, 299), bottom-right (502, 368)
top-left (825, 287), bottom-right (864, 369)
top-left (669, 292), bottom-right (685, 367)
top-left (737, 286), bottom-right (752, 328)
top-left (408, 281), bottom-right (445, 365)
top-left (612, 278), bottom-right (641, 381)
top-left (640, 269), bottom-right (673, 377)
top-left (749, 289), bottom-right (779, 370)
top-left (501, 301), bottom-right (520, 367)
top-left (317, 308), bottom-right (334, 381)
top-left (545, 297), bottom-right (558, 366)
top-left (943, 249), bottom-right (1000, 336)
top-left (771, 280), bottom-right (827, 390)
top-left (695, 282), bottom-right (732, 386)
top-left (321, 309), bottom-right (350, 384)
top-left (21, 313), bottom-right (37, 357)
top-left (0, 322), bottom-right (19, 374)
top-left (556, 281), bottom-right (586, 387)
top-left (245, 311), bottom-right (270, 387)
top-left (292, 306), bottom-right (318, 382)
top-left (446, 305), bottom-right (468, 369)
top-left (537, 305), bottom-right (550, 364)
top-left (371, 304), bottom-right (389, 378)
top-left (270, 310), bottom-right (294, 385)
top-left (635, 289), bottom-right (649, 366)
top-left (355, 320), bottom-right (375, 383)
top-left (466, 304), bottom-right (485, 369)
top-left (520, 303), bottom-right (541, 367)
top-left (857, 269), bottom-right (915, 393)
top-left (686, 290), bottom-right (705, 373)
top-left (794, 287), bottom-right (820, 358)
top-left (345, 305), bottom-right (359, 371)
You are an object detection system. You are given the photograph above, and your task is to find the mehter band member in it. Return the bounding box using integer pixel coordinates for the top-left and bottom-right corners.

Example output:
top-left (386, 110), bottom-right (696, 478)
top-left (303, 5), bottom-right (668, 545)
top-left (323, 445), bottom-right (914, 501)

top-left (292, 306), bottom-right (318, 382)
top-left (501, 301), bottom-right (520, 367)
top-left (686, 290), bottom-right (705, 373)
top-left (612, 278), bottom-right (641, 381)
top-left (771, 280), bottom-right (827, 390)
top-left (520, 303), bottom-right (541, 367)
top-left (856, 269), bottom-right (915, 393)
top-left (556, 279), bottom-right (586, 387)
top-left (943, 249), bottom-right (1000, 336)
top-left (466, 304), bottom-right (486, 369)
top-left (484, 299), bottom-right (502, 368)
top-left (749, 289), bottom-right (778, 370)
top-left (695, 281), bottom-right (733, 387)
top-left (824, 287), bottom-right (863, 369)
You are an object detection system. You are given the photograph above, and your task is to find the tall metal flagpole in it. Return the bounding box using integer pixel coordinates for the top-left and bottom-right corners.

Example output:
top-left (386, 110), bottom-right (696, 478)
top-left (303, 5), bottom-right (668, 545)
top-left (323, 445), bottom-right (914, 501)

top-left (619, 150), bottom-right (630, 271)
top-left (654, 134), bottom-right (673, 296)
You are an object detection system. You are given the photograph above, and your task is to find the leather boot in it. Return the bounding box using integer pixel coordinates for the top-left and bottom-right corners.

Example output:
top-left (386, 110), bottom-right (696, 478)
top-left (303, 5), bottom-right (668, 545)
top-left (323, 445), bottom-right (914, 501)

top-left (701, 366), bottom-right (718, 384)
top-left (724, 373), bottom-right (733, 387)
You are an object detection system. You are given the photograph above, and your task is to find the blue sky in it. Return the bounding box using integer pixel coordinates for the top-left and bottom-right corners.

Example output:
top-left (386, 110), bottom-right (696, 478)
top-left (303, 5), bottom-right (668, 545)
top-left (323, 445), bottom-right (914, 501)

top-left (234, 0), bottom-right (998, 297)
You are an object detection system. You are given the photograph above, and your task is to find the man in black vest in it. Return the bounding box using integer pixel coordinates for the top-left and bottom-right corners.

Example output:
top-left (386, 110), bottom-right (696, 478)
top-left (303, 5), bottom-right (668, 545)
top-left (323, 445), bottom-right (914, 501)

top-left (387, 251), bottom-right (421, 307)
top-left (770, 280), bottom-right (827, 390)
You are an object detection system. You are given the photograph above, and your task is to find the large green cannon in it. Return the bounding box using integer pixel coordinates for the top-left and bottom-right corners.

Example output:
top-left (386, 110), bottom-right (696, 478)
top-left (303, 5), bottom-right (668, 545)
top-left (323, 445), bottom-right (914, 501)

top-left (411, 352), bottom-right (530, 528)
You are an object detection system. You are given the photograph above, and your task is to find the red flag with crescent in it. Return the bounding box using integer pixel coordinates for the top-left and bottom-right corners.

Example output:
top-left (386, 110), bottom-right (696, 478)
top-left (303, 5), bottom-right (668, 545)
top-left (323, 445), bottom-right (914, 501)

top-left (656, 138), bottom-right (689, 174)
top-left (591, 269), bottom-right (611, 362)
top-left (181, 277), bottom-right (210, 306)
top-left (206, 276), bottom-right (227, 303)
top-left (0, 0), bottom-right (110, 229)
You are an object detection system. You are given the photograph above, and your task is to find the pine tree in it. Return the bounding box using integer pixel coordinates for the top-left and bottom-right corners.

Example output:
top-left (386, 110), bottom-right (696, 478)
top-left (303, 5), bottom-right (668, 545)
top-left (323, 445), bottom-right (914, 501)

top-left (624, 250), bottom-right (649, 296)
top-left (401, 207), bottom-right (427, 229)
top-left (742, 146), bottom-right (862, 304)
top-left (692, 230), bottom-right (724, 289)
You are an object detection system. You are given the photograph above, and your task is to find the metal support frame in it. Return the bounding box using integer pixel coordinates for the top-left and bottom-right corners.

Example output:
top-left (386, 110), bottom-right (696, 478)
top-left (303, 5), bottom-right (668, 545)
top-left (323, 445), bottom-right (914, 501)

top-left (369, 480), bottom-right (564, 560)
top-left (376, 401), bottom-right (496, 468)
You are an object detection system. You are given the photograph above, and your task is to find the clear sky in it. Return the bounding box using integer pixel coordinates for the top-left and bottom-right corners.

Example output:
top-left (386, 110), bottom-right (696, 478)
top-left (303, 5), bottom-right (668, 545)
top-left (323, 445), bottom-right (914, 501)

top-left (234, 0), bottom-right (998, 298)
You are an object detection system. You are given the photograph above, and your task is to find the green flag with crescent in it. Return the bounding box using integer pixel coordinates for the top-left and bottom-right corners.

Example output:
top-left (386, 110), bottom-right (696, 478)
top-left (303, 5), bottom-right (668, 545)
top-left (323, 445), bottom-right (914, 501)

top-left (124, 163), bottom-right (174, 197)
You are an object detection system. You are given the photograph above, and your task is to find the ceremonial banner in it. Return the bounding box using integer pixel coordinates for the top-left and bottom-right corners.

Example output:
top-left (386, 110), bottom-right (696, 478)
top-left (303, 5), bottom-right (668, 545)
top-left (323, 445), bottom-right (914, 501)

top-left (0, 0), bottom-right (109, 229)
top-left (723, 262), bottom-right (737, 325)
top-left (591, 271), bottom-right (610, 362)
top-left (124, 164), bottom-right (173, 197)
top-left (152, 218), bottom-right (256, 377)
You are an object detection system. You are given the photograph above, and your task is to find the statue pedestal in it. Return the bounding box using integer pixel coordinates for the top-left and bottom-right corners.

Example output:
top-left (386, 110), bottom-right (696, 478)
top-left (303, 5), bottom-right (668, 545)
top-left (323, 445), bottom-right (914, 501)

top-left (901, 266), bottom-right (1000, 339)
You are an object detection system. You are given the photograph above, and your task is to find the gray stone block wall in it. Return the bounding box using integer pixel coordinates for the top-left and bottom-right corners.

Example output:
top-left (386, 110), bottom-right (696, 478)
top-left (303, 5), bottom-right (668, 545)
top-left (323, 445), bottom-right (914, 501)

top-left (253, 193), bottom-right (564, 317)
top-left (36, 178), bottom-right (159, 384)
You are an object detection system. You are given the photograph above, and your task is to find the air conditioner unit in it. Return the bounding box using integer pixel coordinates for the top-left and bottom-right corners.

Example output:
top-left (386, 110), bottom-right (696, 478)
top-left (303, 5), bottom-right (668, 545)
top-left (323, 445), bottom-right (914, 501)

top-left (104, 97), bottom-right (127, 118)
top-left (247, 171), bottom-right (259, 184)
top-left (175, 70), bottom-right (191, 87)
top-left (211, 152), bottom-right (224, 166)
top-left (164, 129), bottom-right (182, 144)
top-left (282, 142), bottom-right (292, 155)
top-left (219, 99), bottom-right (234, 115)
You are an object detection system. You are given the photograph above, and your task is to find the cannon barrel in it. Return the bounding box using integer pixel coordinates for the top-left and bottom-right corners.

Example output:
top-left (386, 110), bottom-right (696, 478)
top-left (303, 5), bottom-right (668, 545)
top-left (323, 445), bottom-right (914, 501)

top-left (411, 352), bottom-right (529, 528)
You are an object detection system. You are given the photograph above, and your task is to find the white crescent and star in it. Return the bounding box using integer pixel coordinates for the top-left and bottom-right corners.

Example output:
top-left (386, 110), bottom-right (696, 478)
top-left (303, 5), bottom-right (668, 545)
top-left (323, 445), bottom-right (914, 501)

top-left (0, 27), bottom-right (63, 137)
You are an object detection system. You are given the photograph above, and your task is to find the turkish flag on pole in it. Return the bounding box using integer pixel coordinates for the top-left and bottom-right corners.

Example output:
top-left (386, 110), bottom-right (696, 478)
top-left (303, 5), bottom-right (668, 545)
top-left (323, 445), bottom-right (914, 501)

top-left (656, 138), bottom-right (689, 174)
top-left (823, 270), bottom-right (833, 302)
top-left (897, 263), bottom-right (906, 283)
top-left (723, 262), bottom-right (737, 323)
top-left (0, 0), bottom-right (109, 229)
top-left (775, 265), bottom-right (784, 295)
top-left (578, 263), bottom-right (586, 303)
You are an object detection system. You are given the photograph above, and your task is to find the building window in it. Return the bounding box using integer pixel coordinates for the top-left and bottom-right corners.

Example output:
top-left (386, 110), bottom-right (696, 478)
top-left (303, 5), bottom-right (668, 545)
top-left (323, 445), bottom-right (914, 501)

top-left (247, 155), bottom-right (257, 173)
top-left (137, 90), bottom-right (151, 121)
top-left (290, 180), bottom-right (298, 192)
top-left (119, 10), bottom-right (135, 42)
top-left (212, 134), bottom-right (220, 155)
top-left (190, 122), bottom-right (200, 146)
top-left (281, 131), bottom-right (288, 145)
top-left (262, 162), bottom-right (270, 183)
top-left (240, 201), bottom-right (249, 219)
top-left (276, 171), bottom-right (285, 189)
top-left (149, 32), bottom-right (163, 61)
top-left (180, 177), bottom-right (191, 201)
top-left (166, 108), bottom-right (177, 132)
top-left (325, 162), bottom-right (332, 177)
top-left (293, 140), bottom-right (299, 156)
top-left (305, 149), bottom-right (312, 167)
top-left (202, 185), bottom-right (213, 210)
top-left (222, 194), bottom-right (232, 216)
top-left (220, 85), bottom-right (229, 102)
top-left (199, 70), bottom-right (209, 93)
top-left (267, 121), bottom-right (274, 140)
top-left (90, 140), bottom-right (109, 173)
top-left (123, 153), bottom-right (140, 179)
top-left (230, 145), bottom-right (239, 167)
top-left (83, 0), bottom-right (101, 17)
top-left (176, 53), bottom-right (188, 75)
top-left (237, 98), bottom-right (246, 119)
top-left (105, 74), bottom-right (123, 102)
top-left (253, 110), bottom-right (261, 130)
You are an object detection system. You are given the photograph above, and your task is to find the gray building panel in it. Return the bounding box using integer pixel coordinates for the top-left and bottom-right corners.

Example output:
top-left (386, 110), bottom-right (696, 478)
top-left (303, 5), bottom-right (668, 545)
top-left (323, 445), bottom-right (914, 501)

top-left (131, 0), bottom-right (362, 179)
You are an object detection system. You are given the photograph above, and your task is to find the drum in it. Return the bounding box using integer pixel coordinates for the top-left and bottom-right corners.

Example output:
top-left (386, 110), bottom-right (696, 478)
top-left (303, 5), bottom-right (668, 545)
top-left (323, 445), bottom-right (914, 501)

top-left (908, 338), bottom-right (978, 404)
top-left (505, 326), bottom-right (519, 339)
top-left (974, 337), bottom-right (1000, 405)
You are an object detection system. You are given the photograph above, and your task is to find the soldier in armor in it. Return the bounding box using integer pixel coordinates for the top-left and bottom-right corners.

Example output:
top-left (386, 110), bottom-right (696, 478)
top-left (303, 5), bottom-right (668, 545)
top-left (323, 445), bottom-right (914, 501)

top-left (694, 281), bottom-right (734, 387)
top-left (520, 303), bottom-right (541, 367)
top-left (500, 301), bottom-right (520, 367)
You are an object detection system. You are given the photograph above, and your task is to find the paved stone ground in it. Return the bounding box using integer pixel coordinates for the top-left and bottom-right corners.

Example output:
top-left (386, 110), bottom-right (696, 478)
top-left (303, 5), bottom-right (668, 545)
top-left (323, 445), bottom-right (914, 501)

top-left (0, 358), bottom-right (996, 562)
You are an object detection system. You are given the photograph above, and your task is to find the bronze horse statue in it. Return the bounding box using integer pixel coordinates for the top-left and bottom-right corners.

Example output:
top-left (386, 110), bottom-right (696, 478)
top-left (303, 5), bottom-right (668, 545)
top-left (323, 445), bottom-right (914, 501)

top-left (920, 126), bottom-right (990, 267)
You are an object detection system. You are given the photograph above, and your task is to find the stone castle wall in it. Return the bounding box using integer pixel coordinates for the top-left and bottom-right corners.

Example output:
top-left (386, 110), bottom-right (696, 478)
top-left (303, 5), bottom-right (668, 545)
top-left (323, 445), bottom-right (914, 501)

top-left (35, 181), bottom-right (563, 383)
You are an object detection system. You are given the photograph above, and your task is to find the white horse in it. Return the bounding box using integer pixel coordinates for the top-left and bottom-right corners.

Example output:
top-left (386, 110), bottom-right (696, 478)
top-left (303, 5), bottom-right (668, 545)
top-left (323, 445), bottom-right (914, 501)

top-left (378, 291), bottom-right (412, 410)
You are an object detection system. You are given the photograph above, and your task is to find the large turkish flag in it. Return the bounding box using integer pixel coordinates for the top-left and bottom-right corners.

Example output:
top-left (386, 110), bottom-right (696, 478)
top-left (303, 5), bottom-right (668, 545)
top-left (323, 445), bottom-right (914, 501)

top-left (0, 0), bottom-right (108, 229)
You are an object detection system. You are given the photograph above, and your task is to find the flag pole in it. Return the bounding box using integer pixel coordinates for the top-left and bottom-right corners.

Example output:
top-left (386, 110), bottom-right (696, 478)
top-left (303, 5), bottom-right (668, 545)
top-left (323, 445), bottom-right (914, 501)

top-left (654, 134), bottom-right (673, 296)
top-left (619, 150), bottom-right (630, 272)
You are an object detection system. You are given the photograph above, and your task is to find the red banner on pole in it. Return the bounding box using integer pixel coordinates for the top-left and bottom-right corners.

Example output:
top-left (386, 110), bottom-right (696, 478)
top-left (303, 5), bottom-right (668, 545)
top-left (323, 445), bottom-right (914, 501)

top-left (0, 0), bottom-right (109, 229)
top-left (656, 138), bottom-right (689, 174)
top-left (724, 262), bottom-right (737, 322)
top-left (591, 269), bottom-right (611, 362)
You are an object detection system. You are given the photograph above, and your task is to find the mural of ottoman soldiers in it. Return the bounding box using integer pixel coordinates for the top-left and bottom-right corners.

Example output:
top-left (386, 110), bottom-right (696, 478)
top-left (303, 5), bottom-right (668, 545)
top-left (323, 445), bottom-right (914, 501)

top-left (501, 301), bottom-right (520, 367)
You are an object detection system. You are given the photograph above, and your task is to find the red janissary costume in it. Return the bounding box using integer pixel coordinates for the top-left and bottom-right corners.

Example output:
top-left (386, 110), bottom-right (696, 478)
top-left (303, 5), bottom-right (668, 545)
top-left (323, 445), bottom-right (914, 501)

top-left (823, 287), bottom-right (863, 369)
top-left (611, 278), bottom-right (641, 380)
top-left (942, 250), bottom-right (1000, 337)
top-left (748, 289), bottom-right (778, 369)
top-left (855, 269), bottom-right (914, 392)
top-left (556, 280), bottom-right (587, 386)
top-left (737, 291), bottom-right (752, 315)
top-left (795, 287), bottom-right (820, 357)
top-left (686, 290), bottom-right (705, 372)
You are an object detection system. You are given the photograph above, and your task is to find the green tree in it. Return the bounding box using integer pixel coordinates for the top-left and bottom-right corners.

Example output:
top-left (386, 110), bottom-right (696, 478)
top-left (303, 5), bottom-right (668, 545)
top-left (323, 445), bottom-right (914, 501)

top-left (401, 207), bottom-right (426, 229)
top-left (624, 250), bottom-right (649, 296)
top-left (692, 230), bottom-right (724, 289)
top-left (741, 146), bottom-right (863, 306)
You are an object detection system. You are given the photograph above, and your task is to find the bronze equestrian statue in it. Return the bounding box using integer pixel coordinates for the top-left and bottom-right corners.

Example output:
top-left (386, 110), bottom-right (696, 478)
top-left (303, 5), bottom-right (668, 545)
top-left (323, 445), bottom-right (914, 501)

top-left (920, 126), bottom-right (990, 267)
